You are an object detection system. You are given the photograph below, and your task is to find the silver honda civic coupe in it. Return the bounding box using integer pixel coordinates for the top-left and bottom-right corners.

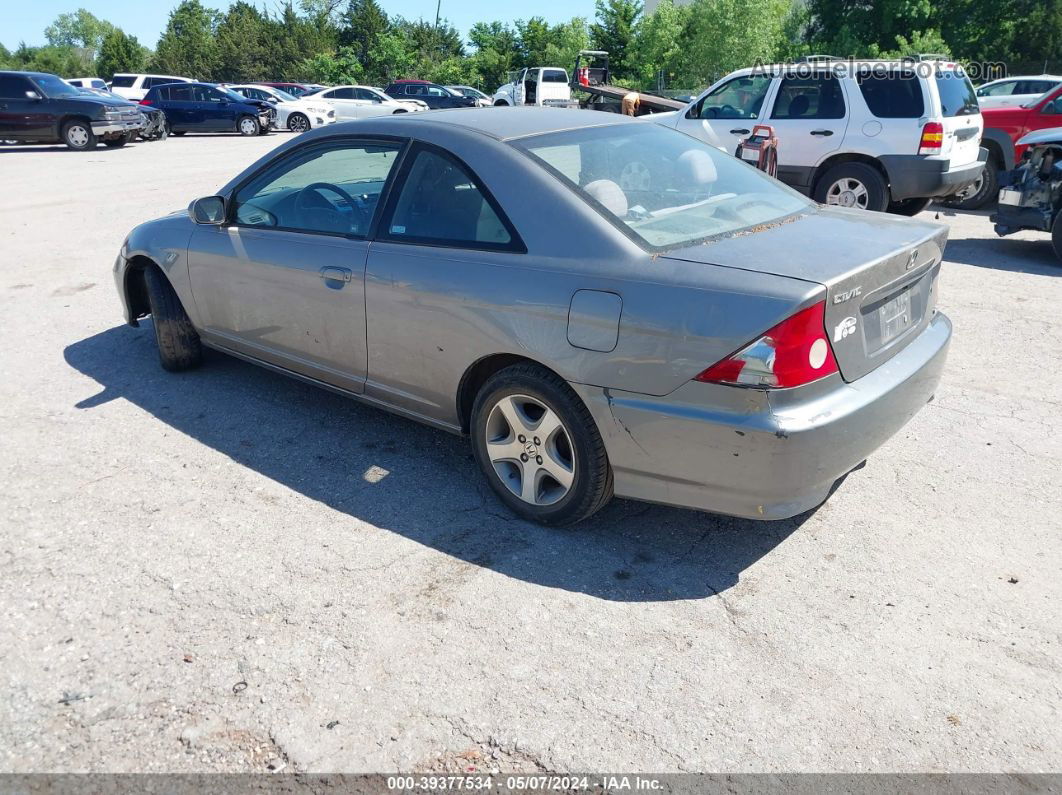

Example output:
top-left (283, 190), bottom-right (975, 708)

top-left (113, 108), bottom-right (951, 525)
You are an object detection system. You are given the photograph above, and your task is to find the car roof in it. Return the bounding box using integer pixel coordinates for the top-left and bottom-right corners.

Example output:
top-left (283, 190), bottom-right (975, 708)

top-left (1, 70), bottom-right (55, 79)
top-left (304, 106), bottom-right (639, 142)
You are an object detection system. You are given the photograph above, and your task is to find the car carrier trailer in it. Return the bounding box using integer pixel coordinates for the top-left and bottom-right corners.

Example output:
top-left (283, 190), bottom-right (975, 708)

top-left (571, 50), bottom-right (687, 115)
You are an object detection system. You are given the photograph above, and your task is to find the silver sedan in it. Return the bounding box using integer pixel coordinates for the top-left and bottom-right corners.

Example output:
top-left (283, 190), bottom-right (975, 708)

top-left (113, 108), bottom-right (951, 524)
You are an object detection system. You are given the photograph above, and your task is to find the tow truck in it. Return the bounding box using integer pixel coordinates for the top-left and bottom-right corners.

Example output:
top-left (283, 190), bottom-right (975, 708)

top-left (570, 50), bottom-right (686, 115)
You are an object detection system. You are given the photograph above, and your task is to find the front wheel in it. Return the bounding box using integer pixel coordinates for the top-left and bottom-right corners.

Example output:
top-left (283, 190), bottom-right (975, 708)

top-left (237, 115), bottom-right (260, 137)
top-left (887, 197), bottom-right (934, 216)
top-left (471, 364), bottom-right (612, 525)
top-left (144, 267), bottom-right (202, 372)
top-left (1051, 211), bottom-right (1062, 264)
top-left (287, 112), bottom-right (309, 132)
top-left (62, 120), bottom-right (97, 151)
top-left (942, 157), bottom-right (1000, 210)
top-left (814, 163), bottom-right (889, 212)
top-left (103, 132), bottom-right (134, 148)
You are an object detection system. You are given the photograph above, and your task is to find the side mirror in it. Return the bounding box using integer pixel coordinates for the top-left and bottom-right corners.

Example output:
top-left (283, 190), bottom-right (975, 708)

top-left (25, 91), bottom-right (42, 101)
top-left (190, 196), bottom-right (227, 225)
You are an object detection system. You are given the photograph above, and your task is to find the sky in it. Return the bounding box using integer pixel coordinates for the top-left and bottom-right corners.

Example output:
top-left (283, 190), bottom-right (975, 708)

top-left (3, 0), bottom-right (597, 51)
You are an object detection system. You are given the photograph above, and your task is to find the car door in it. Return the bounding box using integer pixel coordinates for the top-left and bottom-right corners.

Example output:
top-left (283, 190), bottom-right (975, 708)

top-left (364, 143), bottom-right (524, 423)
top-left (320, 87), bottom-right (357, 119)
top-left (165, 84), bottom-right (197, 128)
top-left (186, 137), bottom-right (405, 392)
top-left (767, 73), bottom-right (848, 190)
top-left (196, 86), bottom-right (234, 130)
top-left (675, 73), bottom-right (776, 155)
top-left (0, 74), bottom-right (41, 137)
top-left (353, 88), bottom-right (390, 118)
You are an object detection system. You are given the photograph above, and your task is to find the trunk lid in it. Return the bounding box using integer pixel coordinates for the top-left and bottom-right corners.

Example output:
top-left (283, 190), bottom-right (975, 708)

top-left (660, 206), bottom-right (948, 382)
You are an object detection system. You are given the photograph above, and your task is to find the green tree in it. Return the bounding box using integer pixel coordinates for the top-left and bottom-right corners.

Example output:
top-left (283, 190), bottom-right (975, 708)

top-left (541, 18), bottom-right (590, 75)
top-left (340, 0), bottom-right (390, 64)
top-left (678, 0), bottom-right (791, 86)
top-left (516, 17), bottom-right (553, 67)
top-left (589, 0), bottom-right (642, 80)
top-left (215, 2), bottom-right (271, 82)
top-left (265, 3), bottom-right (338, 81)
top-left (95, 29), bottom-right (145, 80)
top-left (44, 9), bottom-right (114, 51)
top-left (631, 0), bottom-right (690, 89)
top-left (366, 31), bottom-right (417, 81)
top-left (300, 45), bottom-right (364, 84)
top-left (152, 0), bottom-right (219, 78)
top-left (467, 21), bottom-right (520, 89)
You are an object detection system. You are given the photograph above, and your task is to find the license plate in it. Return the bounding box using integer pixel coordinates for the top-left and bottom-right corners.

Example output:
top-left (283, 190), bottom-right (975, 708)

top-left (999, 189), bottom-right (1022, 206)
top-left (879, 289), bottom-right (913, 344)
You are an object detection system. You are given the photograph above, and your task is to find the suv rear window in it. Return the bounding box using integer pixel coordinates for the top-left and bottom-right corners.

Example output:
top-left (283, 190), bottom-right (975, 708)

top-left (936, 70), bottom-right (979, 116)
top-left (857, 68), bottom-right (924, 118)
top-left (111, 75), bottom-right (135, 87)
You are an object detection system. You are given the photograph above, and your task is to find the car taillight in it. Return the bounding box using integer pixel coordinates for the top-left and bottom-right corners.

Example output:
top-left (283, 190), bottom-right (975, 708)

top-left (918, 121), bottom-right (943, 155)
top-left (138, 98), bottom-right (153, 105)
top-left (694, 301), bottom-right (838, 388)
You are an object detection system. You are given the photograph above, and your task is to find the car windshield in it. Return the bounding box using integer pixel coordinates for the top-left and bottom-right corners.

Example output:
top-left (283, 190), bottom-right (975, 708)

top-left (516, 123), bottom-right (811, 251)
top-left (35, 73), bottom-right (81, 98)
top-left (1024, 88), bottom-right (1060, 109)
top-left (268, 87), bottom-right (298, 102)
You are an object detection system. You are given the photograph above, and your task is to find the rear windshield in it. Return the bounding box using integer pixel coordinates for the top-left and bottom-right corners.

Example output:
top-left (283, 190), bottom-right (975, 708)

top-left (111, 75), bottom-right (135, 87)
top-left (516, 123), bottom-right (810, 251)
top-left (856, 68), bottom-right (924, 118)
top-left (542, 69), bottom-right (568, 83)
top-left (936, 70), bottom-right (979, 116)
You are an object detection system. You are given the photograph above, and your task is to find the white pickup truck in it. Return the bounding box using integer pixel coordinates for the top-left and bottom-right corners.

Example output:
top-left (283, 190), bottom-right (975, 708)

top-left (492, 68), bottom-right (572, 107)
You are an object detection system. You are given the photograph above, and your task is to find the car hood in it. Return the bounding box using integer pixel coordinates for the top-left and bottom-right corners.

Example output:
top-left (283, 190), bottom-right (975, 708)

top-left (1017, 127), bottom-right (1062, 147)
top-left (68, 95), bottom-right (137, 109)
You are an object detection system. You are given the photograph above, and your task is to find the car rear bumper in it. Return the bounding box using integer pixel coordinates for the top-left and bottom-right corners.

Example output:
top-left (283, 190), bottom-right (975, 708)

top-left (881, 149), bottom-right (988, 200)
top-left (572, 311), bottom-right (951, 520)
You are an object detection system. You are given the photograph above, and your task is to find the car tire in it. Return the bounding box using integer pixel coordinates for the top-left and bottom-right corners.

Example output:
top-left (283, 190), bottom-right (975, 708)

top-left (887, 197), bottom-right (934, 216)
top-left (942, 156), bottom-right (1000, 210)
top-left (144, 266), bottom-right (202, 372)
top-left (287, 112), bottom-right (310, 132)
top-left (103, 132), bottom-right (134, 148)
top-left (238, 115), bottom-right (260, 137)
top-left (170, 127), bottom-right (186, 136)
top-left (62, 119), bottom-right (97, 151)
top-left (814, 162), bottom-right (889, 212)
top-left (494, 100), bottom-right (509, 107)
top-left (471, 363), bottom-right (613, 525)
top-left (391, 108), bottom-right (408, 114)
top-left (1051, 211), bottom-right (1062, 264)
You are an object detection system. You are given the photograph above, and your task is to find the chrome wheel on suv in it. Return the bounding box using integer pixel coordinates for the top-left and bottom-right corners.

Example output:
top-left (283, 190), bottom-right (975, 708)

top-left (825, 177), bottom-right (870, 209)
top-left (815, 162), bottom-right (889, 212)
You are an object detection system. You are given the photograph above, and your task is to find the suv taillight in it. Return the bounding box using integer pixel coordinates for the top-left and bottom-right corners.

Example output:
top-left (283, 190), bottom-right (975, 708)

top-left (694, 302), bottom-right (839, 388)
top-left (919, 121), bottom-right (943, 155)
top-left (138, 98), bottom-right (153, 105)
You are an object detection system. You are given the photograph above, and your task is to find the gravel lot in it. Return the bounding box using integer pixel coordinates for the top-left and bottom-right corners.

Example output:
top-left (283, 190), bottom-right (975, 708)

top-left (1, 131), bottom-right (1060, 774)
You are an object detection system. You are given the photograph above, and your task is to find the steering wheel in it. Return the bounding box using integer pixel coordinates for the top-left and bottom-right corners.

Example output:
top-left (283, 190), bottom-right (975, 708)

top-left (294, 182), bottom-right (366, 234)
top-left (719, 104), bottom-right (737, 117)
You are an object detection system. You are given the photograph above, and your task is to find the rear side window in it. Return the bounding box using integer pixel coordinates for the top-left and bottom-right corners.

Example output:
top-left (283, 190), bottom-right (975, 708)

top-left (328, 87), bottom-right (355, 99)
top-left (857, 68), bottom-right (924, 118)
top-left (771, 75), bottom-right (845, 119)
top-left (542, 69), bottom-right (568, 83)
top-left (110, 75), bottom-right (135, 87)
top-left (936, 71), bottom-right (979, 117)
top-left (383, 147), bottom-right (519, 251)
top-left (0, 75), bottom-right (34, 98)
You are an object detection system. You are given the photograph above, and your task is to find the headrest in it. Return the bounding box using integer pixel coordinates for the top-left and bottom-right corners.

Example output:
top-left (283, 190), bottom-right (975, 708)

top-left (584, 179), bottom-right (628, 217)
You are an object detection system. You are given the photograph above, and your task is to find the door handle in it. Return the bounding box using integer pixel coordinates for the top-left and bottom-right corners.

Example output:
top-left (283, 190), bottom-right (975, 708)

top-left (810, 129), bottom-right (834, 136)
top-left (319, 266), bottom-right (352, 283)
top-left (730, 128), bottom-right (750, 135)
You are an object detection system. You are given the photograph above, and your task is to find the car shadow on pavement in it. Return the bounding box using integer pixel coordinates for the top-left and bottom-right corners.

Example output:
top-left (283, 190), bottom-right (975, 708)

top-left (943, 235), bottom-right (1061, 275)
top-left (64, 325), bottom-right (816, 603)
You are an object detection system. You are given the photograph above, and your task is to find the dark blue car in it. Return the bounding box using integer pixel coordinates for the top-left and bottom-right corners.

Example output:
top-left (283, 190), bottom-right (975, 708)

top-left (140, 82), bottom-right (275, 136)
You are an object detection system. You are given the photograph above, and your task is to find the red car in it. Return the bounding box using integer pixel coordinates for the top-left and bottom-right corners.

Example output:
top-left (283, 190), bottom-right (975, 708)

top-left (952, 83), bottom-right (1062, 208)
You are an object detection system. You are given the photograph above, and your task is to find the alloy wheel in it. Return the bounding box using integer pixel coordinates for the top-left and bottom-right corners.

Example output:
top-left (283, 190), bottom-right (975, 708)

top-left (289, 115), bottom-right (309, 132)
top-left (825, 177), bottom-right (870, 209)
top-left (484, 394), bottom-right (575, 506)
top-left (67, 125), bottom-right (90, 147)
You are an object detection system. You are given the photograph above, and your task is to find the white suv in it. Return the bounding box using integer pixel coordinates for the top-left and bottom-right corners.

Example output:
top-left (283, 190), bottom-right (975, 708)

top-left (109, 73), bottom-right (193, 101)
top-left (654, 58), bottom-right (986, 214)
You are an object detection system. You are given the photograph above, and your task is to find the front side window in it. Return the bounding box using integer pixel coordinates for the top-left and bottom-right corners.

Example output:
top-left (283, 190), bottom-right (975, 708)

top-left (383, 147), bottom-right (516, 250)
top-left (31, 73), bottom-right (80, 98)
top-left (517, 123), bottom-right (810, 251)
top-left (857, 68), bottom-right (925, 118)
top-left (693, 75), bottom-right (772, 120)
top-left (427, 86), bottom-right (450, 97)
top-left (234, 141), bottom-right (403, 236)
top-left (354, 88), bottom-right (379, 101)
top-left (771, 75), bottom-right (845, 119)
top-left (110, 75), bottom-right (135, 87)
top-left (169, 85), bottom-right (194, 101)
top-left (0, 75), bottom-right (34, 98)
